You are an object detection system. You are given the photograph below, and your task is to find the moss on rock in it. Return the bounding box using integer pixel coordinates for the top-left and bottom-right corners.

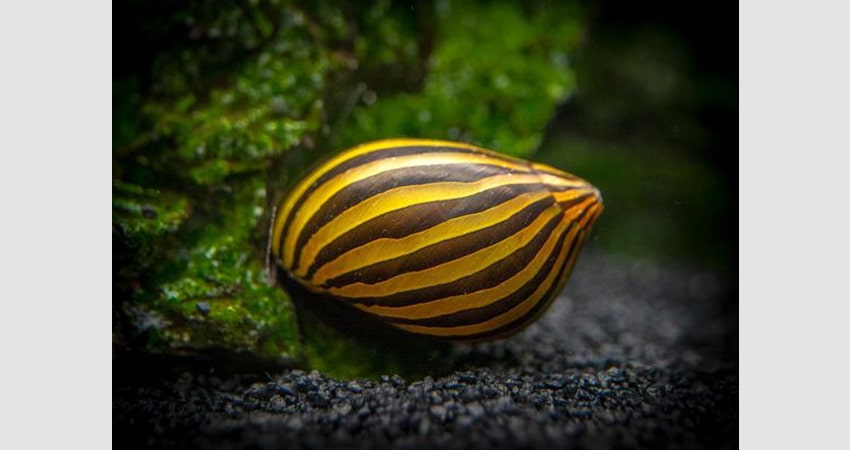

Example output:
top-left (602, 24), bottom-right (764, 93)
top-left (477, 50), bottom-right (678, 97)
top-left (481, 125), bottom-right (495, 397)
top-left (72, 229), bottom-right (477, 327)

top-left (113, 0), bottom-right (584, 374)
top-left (334, 0), bottom-right (583, 157)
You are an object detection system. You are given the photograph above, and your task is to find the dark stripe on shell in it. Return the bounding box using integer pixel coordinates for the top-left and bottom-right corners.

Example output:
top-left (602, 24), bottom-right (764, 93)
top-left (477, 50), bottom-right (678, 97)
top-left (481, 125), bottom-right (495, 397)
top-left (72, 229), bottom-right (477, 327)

top-left (464, 231), bottom-right (586, 340)
top-left (386, 222), bottom-right (574, 327)
top-left (554, 193), bottom-right (596, 214)
top-left (292, 163), bottom-right (527, 273)
top-left (303, 183), bottom-right (549, 280)
top-left (452, 231), bottom-right (585, 341)
top-left (342, 211), bottom-right (564, 307)
top-left (323, 196), bottom-right (555, 288)
top-left (451, 205), bottom-right (600, 340)
top-left (278, 145), bottom-right (488, 260)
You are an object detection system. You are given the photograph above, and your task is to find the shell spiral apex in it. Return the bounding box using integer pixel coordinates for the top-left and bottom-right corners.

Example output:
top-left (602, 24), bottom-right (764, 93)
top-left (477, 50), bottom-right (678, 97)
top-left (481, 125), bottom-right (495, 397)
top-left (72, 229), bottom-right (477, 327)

top-left (270, 139), bottom-right (603, 341)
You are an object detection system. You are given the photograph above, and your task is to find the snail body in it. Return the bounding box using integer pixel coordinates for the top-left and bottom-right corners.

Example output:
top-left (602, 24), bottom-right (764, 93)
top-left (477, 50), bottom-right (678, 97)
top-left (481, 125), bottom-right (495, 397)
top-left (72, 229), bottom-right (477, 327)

top-left (270, 139), bottom-right (603, 341)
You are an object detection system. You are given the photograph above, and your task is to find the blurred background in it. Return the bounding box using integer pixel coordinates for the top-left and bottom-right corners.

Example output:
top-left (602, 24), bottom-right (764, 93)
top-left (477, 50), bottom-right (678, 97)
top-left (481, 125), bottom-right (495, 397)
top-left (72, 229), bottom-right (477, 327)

top-left (113, 0), bottom-right (736, 364)
top-left (538, 1), bottom-right (736, 272)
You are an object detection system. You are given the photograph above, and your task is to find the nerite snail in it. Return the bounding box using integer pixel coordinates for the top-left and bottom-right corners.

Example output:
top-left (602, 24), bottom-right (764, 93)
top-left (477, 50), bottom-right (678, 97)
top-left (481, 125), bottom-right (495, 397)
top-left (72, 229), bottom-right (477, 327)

top-left (270, 139), bottom-right (603, 341)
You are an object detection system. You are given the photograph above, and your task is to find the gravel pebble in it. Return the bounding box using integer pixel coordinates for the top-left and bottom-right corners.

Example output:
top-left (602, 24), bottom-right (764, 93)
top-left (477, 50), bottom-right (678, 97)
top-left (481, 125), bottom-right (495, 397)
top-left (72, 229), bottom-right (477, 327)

top-left (114, 252), bottom-right (737, 449)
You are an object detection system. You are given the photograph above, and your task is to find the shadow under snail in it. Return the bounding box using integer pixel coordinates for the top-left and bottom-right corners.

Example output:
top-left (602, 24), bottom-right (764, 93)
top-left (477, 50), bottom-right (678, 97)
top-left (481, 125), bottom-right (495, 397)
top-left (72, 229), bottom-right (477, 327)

top-left (269, 138), bottom-right (603, 341)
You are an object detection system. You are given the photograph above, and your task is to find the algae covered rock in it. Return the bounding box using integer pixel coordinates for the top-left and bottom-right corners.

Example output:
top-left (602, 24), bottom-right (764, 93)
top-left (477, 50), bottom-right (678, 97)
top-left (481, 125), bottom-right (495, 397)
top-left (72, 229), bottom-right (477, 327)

top-left (113, 0), bottom-right (584, 372)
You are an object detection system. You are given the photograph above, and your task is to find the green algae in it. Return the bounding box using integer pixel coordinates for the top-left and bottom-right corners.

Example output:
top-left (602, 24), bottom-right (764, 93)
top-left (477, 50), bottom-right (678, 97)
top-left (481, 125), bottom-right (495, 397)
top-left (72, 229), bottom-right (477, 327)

top-left (113, 1), bottom-right (333, 364)
top-left (333, 0), bottom-right (583, 157)
top-left (113, 0), bottom-right (584, 374)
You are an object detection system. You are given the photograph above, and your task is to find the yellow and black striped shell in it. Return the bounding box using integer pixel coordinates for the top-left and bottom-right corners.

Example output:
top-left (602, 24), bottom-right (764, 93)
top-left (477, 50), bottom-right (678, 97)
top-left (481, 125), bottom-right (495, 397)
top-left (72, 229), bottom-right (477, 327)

top-left (270, 139), bottom-right (603, 341)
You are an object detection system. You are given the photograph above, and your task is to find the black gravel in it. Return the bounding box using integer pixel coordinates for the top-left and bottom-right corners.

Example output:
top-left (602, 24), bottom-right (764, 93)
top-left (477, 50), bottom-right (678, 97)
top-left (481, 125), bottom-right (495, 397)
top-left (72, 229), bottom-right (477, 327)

top-left (113, 252), bottom-right (738, 450)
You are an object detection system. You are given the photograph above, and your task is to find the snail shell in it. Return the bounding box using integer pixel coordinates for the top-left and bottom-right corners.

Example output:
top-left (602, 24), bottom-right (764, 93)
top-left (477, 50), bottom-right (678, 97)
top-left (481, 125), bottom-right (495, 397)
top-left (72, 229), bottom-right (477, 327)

top-left (270, 139), bottom-right (603, 341)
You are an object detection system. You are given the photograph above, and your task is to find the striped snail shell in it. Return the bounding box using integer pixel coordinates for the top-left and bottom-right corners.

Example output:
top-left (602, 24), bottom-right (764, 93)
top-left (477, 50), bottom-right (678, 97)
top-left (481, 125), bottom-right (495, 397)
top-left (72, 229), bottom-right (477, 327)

top-left (270, 139), bottom-right (603, 341)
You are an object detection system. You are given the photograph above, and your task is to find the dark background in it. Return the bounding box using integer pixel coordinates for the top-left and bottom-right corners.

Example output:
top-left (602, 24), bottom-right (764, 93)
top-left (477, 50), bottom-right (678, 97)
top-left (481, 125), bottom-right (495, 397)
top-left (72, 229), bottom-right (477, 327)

top-left (540, 0), bottom-right (737, 271)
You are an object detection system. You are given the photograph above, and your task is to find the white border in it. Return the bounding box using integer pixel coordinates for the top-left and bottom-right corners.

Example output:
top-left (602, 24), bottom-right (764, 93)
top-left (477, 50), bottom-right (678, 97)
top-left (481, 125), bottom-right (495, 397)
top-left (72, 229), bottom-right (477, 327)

top-left (0, 2), bottom-right (111, 449)
top-left (740, 0), bottom-right (850, 448)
